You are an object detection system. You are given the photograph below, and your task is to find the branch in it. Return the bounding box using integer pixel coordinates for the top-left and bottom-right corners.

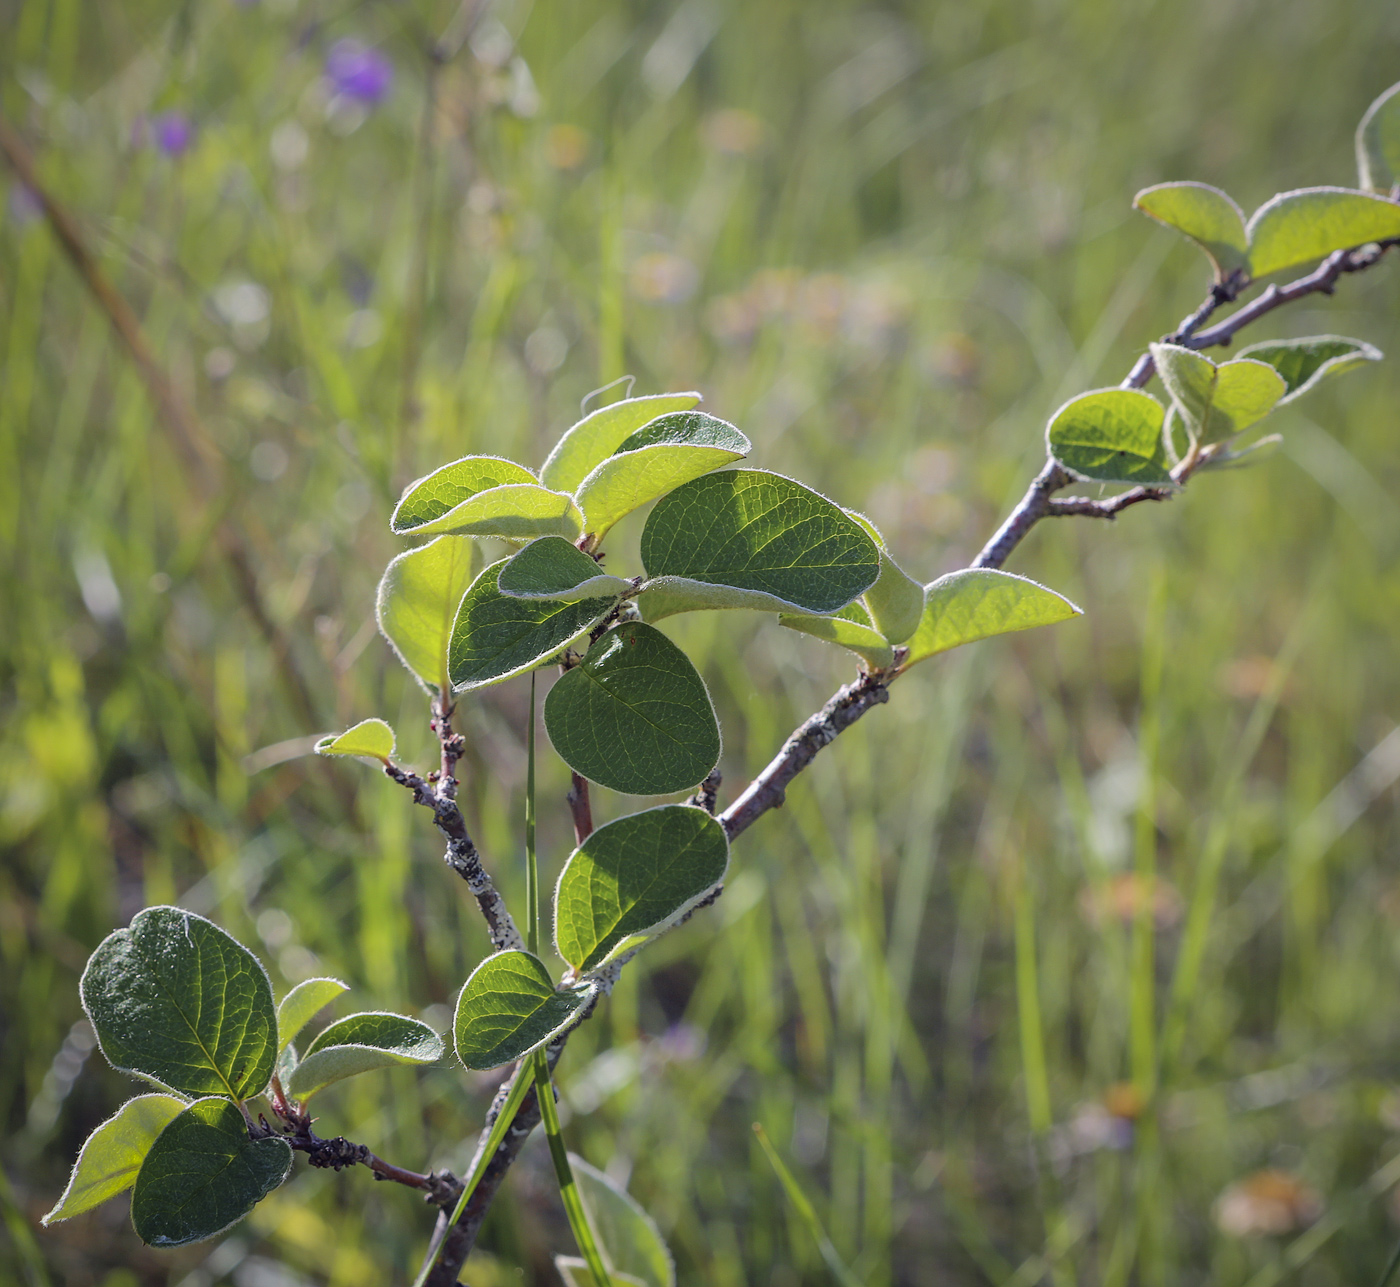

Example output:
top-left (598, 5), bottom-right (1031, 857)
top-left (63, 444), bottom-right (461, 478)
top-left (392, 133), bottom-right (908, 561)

top-left (383, 747), bottom-right (523, 953)
top-left (567, 772), bottom-right (594, 844)
top-left (412, 234), bottom-right (1399, 1279)
top-left (255, 1103), bottom-right (463, 1209)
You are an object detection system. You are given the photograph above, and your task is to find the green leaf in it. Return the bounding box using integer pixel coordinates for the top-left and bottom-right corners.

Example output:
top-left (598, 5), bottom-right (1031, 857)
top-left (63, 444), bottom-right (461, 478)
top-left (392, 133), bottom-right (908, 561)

top-left (1133, 181), bottom-right (1248, 280)
top-left (130, 1097), bottom-right (291, 1248)
top-left (314, 717), bottom-right (396, 762)
top-left (544, 623), bottom-right (721, 796)
top-left (498, 536), bottom-right (634, 601)
top-left (275, 1041), bottom-right (298, 1086)
top-left (453, 951), bottom-right (596, 1071)
top-left (1245, 186), bottom-right (1400, 279)
top-left (540, 393), bottom-right (703, 494)
top-left (904, 570), bottom-right (1082, 669)
top-left (43, 1094), bottom-right (187, 1224)
top-left (286, 1011), bottom-right (444, 1101)
top-left (376, 536), bottom-right (479, 694)
top-left (81, 906), bottom-right (277, 1102)
top-left (574, 412), bottom-right (750, 538)
top-left (778, 613), bottom-right (895, 669)
top-left (638, 470), bottom-right (880, 620)
top-left (570, 1153), bottom-right (676, 1287)
top-left (1046, 388), bottom-right (1173, 486)
top-left (276, 977), bottom-right (349, 1052)
top-left (1357, 81), bottom-right (1400, 192)
top-left (1149, 344), bottom-right (1285, 445)
top-left (1234, 335), bottom-right (1383, 405)
top-left (555, 805), bottom-right (729, 972)
top-left (449, 560), bottom-right (620, 690)
top-left (391, 455), bottom-right (586, 541)
top-left (1199, 434), bottom-right (1284, 472)
top-left (845, 512), bottom-right (924, 644)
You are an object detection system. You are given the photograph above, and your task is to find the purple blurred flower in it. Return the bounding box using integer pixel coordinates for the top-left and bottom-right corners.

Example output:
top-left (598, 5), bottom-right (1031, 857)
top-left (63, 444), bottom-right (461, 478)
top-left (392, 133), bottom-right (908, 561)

top-left (150, 111), bottom-right (196, 157)
top-left (325, 40), bottom-right (393, 105)
top-left (8, 183), bottom-right (43, 226)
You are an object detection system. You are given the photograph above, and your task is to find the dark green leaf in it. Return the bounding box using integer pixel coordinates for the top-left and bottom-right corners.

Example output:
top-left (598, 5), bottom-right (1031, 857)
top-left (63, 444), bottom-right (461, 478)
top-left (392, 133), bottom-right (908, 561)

top-left (1246, 186), bottom-right (1400, 279)
top-left (454, 951), bottom-right (595, 1071)
top-left (276, 977), bottom-right (349, 1052)
top-left (1046, 388), bottom-right (1173, 486)
top-left (1357, 81), bottom-right (1400, 192)
top-left (497, 536), bottom-right (633, 601)
top-left (130, 1097), bottom-right (291, 1247)
top-left (540, 393), bottom-right (703, 494)
top-left (449, 560), bottom-right (619, 690)
top-left (81, 907), bottom-right (277, 1102)
top-left (286, 1011), bottom-right (443, 1101)
top-left (314, 718), bottom-right (396, 762)
top-left (1149, 344), bottom-right (1285, 444)
top-left (1133, 181), bottom-right (1248, 280)
top-left (1234, 335), bottom-right (1383, 405)
top-left (544, 623), bottom-right (721, 796)
top-left (574, 412), bottom-right (750, 537)
top-left (43, 1094), bottom-right (187, 1224)
top-left (376, 536), bottom-right (479, 693)
top-left (904, 570), bottom-right (1082, 668)
top-left (555, 806), bottom-right (729, 972)
top-left (638, 470), bottom-right (879, 620)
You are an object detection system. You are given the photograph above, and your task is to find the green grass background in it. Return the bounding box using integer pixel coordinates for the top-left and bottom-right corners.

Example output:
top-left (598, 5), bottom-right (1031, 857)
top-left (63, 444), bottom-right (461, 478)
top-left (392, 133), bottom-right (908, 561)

top-left (5, 1), bottom-right (1400, 1283)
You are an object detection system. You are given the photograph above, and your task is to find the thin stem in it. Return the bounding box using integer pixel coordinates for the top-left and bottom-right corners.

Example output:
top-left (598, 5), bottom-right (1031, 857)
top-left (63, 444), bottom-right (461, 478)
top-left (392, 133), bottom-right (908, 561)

top-left (532, 1049), bottom-right (613, 1286)
top-left (257, 1106), bottom-right (461, 1208)
top-left (526, 673), bottom-right (539, 957)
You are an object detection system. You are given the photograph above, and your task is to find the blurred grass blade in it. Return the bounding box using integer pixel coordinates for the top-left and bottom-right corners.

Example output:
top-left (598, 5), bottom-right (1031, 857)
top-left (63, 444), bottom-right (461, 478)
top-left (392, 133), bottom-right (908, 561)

top-left (752, 1123), bottom-right (862, 1287)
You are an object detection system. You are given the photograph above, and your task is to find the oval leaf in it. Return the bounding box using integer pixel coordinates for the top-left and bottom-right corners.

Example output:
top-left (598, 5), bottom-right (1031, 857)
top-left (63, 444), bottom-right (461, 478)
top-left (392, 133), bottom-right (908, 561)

top-left (1234, 335), bottom-right (1383, 405)
top-left (544, 623), bottom-right (721, 796)
top-left (377, 535), bottom-right (479, 694)
top-left (555, 805), bottom-right (729, 973)
top-left (498, 536), bottom-right (634, 601)
top-left (81, 907), bottom-right (277, 1101)
top-left (540, 392), bottom-right (703, 494)
top-left (1149, 344), bottom-right (1285, 444)
top-left (449, 559), bottom-right (620, 690)
top-left (638, 470), bottom-right (880, 620)
top-left (286, 1011), bottom-right (443, 1101)
top-left (905, 570), bottom-right (1082, 668)
top-left (130, 1097), bottom-right (291, 1247)
top-left (391, 455), bottom-right (535, 532)
top-left (575, 412), bottom-right (751, 537)
top-left (571, 1153), bottom-right (676, 1287)
top-left (1246, 187), bottom-right (1400, 279)
top-left (1357, 80), bottom-right (1400, 192)
top-left (315, 717), bottom-right (396, 762)
top-left (454, 950), bottom-right (596, 1071)
top-left (778, 612), bottom-right (895, 669)
top-left (1046, 388), bottom-right (1173, 486)
top-left (1133, 181), bottom-right (1248, 280)
top-left (845, 512), bottom-right (924, 644)
top-left (44, 1094), bottom-right (187, 1224)
top-left (276, 977), bottom-right (349, 1052)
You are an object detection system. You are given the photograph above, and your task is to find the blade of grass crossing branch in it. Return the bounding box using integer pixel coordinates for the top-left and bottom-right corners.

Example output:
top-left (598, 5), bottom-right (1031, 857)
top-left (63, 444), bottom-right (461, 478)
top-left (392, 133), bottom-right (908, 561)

top-left (411, 1068), bottom-right (536, 1287)
top-left (532, 1049), bottom-right (613, 1286)
top-left (753, 1122), bottom-right (862, 1287)
top-left (527, 673), bottom-right (539, 956)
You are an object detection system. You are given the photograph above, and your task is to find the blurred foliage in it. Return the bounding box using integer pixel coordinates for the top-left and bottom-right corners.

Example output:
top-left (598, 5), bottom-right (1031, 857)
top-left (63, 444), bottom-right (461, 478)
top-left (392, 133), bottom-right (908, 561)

top-left (5, 1), bottom-right (1400, 1284)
